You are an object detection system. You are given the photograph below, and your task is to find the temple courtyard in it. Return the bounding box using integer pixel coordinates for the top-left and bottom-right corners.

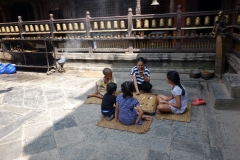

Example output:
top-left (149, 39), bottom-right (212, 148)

top-left (0, 70), bottom-right (240, 160)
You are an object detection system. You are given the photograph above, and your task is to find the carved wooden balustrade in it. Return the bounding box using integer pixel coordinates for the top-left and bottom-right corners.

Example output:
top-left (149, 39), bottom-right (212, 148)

top-left (0, 6), bottom-right (239, 58)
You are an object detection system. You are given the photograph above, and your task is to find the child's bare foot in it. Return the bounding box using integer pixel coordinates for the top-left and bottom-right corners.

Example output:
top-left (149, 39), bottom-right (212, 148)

top-left (142, 115), bottom-right (152, 121)
top-left (87, 95), bottom-right (92, 98)
top-left (87, 93), bottom-right (95, 98)
top-left (156, 110), bottom-right (162, 114)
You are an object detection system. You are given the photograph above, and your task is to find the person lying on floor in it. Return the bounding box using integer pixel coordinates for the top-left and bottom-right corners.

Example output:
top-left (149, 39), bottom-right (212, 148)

top-left (115, 81), bottom-right (152, 125)
top-left (156, 71), bottom-right (189, 114)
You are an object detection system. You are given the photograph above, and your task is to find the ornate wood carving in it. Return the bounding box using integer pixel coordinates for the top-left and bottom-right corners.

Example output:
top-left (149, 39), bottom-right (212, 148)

top-left (128, 8), bottom-right (133, 53)
top-left (169, 0), bottom-right (174, 13)
top-left (136, 0), bottom-right (141, 15)
top-left (176, 5), bottom-right (182, 52)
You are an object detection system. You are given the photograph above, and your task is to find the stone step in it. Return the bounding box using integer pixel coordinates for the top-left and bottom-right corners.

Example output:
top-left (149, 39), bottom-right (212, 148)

top-left (223, 73), bottom-right (240, 99)
top-left (227, 52), bottom-right (240, 74)
top-left (208, 82), bottom-right (234, 109)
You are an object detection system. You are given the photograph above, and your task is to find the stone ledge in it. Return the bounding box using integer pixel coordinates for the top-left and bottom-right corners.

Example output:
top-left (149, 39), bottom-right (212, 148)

top-left (56, 52), bottom-right (215, 61)
top-left (208, 82), bottom-right (234, 109)
top-left (224, 73), bottom-right (240, 99)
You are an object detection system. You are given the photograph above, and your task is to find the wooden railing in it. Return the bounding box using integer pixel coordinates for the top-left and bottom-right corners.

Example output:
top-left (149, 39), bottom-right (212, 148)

top-left (0, 6), bottom-right (239, 54)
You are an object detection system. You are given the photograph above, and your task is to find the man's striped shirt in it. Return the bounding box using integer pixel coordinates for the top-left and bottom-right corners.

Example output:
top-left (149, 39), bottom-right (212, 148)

top-left (130, 66), bottom-right (150, 84)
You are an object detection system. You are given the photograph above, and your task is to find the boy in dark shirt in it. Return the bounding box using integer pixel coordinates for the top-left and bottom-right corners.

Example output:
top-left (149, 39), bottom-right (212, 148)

top-left (101, 82), bottom-right (117, 121)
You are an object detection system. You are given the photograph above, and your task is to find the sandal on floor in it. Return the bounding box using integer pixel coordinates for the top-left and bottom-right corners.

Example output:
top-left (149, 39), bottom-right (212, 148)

top-left (192, 99), bottom-right (206, 106)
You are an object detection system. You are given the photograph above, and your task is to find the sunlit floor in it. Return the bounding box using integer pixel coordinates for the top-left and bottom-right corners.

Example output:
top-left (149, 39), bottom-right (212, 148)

top-left (0, 71), bottom-right (239, 160)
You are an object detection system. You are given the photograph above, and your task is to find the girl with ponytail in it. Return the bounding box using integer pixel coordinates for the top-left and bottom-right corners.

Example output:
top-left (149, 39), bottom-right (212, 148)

top-left (115, 81), bottom-right (152, 125)
top-left (156, 71), bottom-right (189, 114)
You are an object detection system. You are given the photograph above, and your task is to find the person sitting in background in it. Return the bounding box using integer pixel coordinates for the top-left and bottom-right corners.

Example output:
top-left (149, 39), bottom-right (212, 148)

top-left (130, 57), bottom-right (152, 95)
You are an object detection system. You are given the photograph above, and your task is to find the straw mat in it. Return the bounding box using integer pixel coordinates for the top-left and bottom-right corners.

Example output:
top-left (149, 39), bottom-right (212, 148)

top-left (84, 91), bottom-right (122, 104)
top-left (84, 97), bottom-right (102, 104)
top-left (96, 117), bottom-right (152, 134)
top-left (155, 103), bottom-right (192, 122)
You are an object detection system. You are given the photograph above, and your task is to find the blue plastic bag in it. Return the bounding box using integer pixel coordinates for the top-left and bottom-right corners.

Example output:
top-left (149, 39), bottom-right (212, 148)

top-left (5, 64), bottom-right (16, 74)
top-left (0, 64), bottom-right (5, 74)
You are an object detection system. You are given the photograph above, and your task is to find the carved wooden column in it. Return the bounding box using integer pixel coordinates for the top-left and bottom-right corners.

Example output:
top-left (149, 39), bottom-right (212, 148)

top-left (136, 0), bottom-right (141, 15)
top-left (115, 0), bottom-right (120, 16)
top-left (170, 0), bottom-right (174, 13)
top-left (86, 11), bottom-right (92, 54)
top-left (18, 16), bottom-right (23, 38)
top-left (69, 1), bottom-right (76, 18)
top-left (175, 5), bottom-right (182, 53)
top-left (128, 8), bottom-right (133, 53)
top-left (215, 35), bottom-right (226, 79)
top-left (49, 14), bottom-right (55, 38)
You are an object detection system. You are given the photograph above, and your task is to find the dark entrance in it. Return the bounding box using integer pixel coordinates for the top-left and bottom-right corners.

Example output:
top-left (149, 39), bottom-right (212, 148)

top-left (11, 2), bottom-right (34, 21)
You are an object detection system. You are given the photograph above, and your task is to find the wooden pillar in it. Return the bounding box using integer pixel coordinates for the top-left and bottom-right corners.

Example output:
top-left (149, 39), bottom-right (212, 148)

top-left (128, 8), bottom-right (133, 53)
top-left (86, 11), bottom-right (92, 54)
top-left (86, 11), bottom-right (91, 37)
top-left (136, 0), bottom-right (141, 15)
top-left (175, 5), bottom-right (182, 53)
top-left (18, 16), bottom-right (23, 38)
top-left (115, 0), bottom-right (120, 16)
top-left (215, 35), bottom-right (226, 79)
top-left (170, 0), bottom-right (174, 13)
top-left (49, 14), bottom-right (55, 38)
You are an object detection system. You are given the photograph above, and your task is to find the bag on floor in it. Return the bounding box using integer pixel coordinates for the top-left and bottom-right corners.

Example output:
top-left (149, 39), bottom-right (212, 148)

top-left (5, 63), bottom-right (16, 74)
top-left (0, 64), bottom-right (5, 74)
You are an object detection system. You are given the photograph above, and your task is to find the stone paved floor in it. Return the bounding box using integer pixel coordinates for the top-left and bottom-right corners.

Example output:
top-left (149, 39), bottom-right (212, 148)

top-left (0, 71), bottom-right (240, 160)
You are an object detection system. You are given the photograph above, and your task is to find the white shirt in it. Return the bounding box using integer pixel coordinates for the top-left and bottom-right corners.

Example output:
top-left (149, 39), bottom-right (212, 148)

top-left (169, 84), bottom-right (188, 114)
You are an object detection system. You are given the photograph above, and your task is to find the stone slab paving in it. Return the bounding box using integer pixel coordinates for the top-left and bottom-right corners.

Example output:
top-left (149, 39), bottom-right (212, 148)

top-left (0, 72), bottom-right (239, 160)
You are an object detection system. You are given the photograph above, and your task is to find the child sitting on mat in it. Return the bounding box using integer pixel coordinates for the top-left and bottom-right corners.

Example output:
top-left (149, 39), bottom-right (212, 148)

top-left (101, 82), bottom-right (117, 121)
top-left (115, 81), bottom-right (152, 125)
top-left (87, 68), bottom-right (117, 99)
top-left (156, 71), bottom-right (188, 114)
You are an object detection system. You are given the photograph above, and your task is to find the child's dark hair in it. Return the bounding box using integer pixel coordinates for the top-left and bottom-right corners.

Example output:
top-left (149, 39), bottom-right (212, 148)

top-left (107, 82), bottom-right (117, 94)
top-left (167, 71), bottom-right (185, 96)
top-left (121, 81), bottom-right (134, 98)
top-left (103, 68), bottom-right (112, 75)
top-left (136, 57), bottom-right (146, 64)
